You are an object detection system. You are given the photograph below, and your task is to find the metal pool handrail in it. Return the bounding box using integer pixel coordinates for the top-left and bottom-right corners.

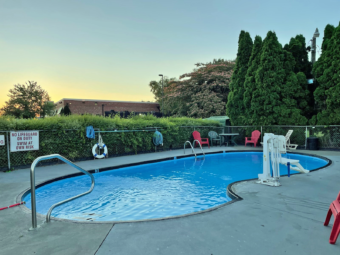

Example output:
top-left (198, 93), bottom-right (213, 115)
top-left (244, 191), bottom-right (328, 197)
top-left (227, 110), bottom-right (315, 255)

top-left (30, 154), bottom-right (95, 229)
top-left (193, 140), bottom-right (205, 158)
top-left (184, 141), bottom-right (196, 158)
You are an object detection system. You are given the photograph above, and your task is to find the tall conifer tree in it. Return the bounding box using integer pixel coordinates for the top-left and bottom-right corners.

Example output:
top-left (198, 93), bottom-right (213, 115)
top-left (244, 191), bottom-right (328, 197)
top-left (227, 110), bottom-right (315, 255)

top-left (226, 31), bottom-right (253, 125)
top-left (311, 24), bottom-right (336, 122)
top-left (313, 23), bottom-right (340, 124)
top-left (284, 35), bottom-right (312, 79)
top-left (250, 31), bottom-right (307, 125)
top-left (281, 50), bottom-right (309, 123)
top-left (243, 36), bottom-right (262, 124)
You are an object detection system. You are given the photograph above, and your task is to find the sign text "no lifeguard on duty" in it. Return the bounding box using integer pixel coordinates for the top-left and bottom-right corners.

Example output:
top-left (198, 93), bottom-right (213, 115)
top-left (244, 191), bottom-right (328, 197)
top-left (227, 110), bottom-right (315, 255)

top-left (10, 131), bottom-right (39, 152)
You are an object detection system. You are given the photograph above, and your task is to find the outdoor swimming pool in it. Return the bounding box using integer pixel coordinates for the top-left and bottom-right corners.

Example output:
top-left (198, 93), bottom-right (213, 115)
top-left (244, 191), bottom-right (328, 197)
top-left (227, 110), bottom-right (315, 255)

top-left (23, 152), bottom-right (328, 222)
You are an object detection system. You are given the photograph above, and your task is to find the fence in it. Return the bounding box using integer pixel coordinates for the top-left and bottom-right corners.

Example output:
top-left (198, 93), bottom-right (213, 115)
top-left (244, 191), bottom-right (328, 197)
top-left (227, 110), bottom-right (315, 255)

top-left (1, 125), bottom-right (340, 171)
top-left (0, 126), bottom-right (222, 171)
top-left (225, 125), bottom-right (340, 150)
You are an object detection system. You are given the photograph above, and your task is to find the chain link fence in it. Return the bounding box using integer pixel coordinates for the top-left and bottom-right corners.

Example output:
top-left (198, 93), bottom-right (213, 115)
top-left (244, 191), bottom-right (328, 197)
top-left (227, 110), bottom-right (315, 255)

top-left (0, 126), bottom-right (223, 171)
top-left (1, 125), bottom-right (340, 171)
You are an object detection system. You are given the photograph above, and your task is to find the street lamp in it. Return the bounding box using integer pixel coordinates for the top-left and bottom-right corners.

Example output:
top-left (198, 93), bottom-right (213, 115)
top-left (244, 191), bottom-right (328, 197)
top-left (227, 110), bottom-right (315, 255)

top-left (159, 74), bottom-right (164, 115)
top-left (311, 28), bottom-right (320, 65)
top-left (310, 28), bottom-right (320, 111)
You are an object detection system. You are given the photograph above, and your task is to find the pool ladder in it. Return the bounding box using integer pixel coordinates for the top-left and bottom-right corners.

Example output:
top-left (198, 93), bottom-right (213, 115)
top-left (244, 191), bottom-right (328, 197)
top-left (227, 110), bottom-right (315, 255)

top-left (183, 140), bottom-right (205, 159)
top-left (29, 154), bottom-right (95, 229)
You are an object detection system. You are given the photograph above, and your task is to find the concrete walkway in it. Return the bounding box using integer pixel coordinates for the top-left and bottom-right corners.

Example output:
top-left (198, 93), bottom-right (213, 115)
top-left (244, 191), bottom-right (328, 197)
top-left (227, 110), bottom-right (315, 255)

top-left (0, 146), bottom-right (339, 255)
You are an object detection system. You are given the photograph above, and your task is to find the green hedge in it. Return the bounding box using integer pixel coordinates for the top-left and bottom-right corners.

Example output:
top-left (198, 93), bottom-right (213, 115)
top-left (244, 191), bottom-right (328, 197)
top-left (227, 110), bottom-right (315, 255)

top-left (0, 115), bottom-right (221, 169)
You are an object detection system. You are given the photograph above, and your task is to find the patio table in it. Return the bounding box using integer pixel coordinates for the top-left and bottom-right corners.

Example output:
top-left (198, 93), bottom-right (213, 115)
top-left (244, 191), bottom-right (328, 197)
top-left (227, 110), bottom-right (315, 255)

top-left (219, 133), bottom-right (239, 146)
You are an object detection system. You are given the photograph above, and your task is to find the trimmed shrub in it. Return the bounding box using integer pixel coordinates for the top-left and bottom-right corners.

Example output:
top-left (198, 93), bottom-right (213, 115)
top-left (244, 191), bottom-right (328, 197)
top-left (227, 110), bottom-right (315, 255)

top-left (0, 115), bottom-right (221, 169)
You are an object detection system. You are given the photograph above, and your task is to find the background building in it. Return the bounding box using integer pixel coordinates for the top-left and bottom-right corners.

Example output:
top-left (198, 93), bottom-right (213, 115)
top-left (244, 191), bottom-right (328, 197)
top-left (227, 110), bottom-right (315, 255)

top-left (55, 98), bottom-right (160, 116)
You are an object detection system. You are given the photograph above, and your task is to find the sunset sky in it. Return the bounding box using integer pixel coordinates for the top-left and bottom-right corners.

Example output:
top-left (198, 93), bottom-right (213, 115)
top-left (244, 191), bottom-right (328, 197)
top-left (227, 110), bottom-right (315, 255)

top-left (1, 0), bottom-right (339, 107)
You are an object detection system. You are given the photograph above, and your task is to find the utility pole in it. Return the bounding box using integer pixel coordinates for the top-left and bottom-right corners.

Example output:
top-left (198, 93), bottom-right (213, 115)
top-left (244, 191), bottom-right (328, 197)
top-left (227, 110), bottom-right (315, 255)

top-left (311, 28), bottom-right (320, 111)
top-left (158, 74), bottom-right (164, 115)
top-left (311, 28), bottom-right (320, 65)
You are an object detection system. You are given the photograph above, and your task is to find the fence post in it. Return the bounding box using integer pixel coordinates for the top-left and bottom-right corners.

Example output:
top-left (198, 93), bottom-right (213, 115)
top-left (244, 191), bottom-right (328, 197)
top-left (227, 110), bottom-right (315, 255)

top-left (305, 126), bottom-right (308, 149)
top-left (6, 132), bottom-right (10, 170)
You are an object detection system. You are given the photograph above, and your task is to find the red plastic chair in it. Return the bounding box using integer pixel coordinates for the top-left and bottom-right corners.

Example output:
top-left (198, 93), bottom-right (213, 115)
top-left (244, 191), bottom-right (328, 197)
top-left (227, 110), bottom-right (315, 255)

top-left (245, 130), bottom-right (261, 147)
top-left (192, 131), bottom-right (210, 148)
top-left (324, 192), bottom-right (340, 244)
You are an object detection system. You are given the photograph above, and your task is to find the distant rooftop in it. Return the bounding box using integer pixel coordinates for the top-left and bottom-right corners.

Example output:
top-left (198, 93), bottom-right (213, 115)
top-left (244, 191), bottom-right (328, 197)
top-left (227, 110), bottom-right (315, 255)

top-left (56, 98), bottom-right (158, 104)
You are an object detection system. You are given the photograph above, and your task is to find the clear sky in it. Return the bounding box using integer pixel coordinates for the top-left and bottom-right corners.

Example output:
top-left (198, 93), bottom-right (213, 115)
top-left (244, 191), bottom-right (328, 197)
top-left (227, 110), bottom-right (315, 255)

top-left (1, 0), bottom-right (339, 107)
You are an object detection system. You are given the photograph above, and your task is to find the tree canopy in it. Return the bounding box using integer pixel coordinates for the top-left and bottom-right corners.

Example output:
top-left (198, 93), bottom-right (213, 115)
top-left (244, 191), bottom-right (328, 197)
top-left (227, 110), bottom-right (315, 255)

top-left (243, 35), bottom-right (262, 124)
top-left (149, 59), bottom-right (235, 118)
top-left (226, 31), bottom-right (253, 125)
top-left (146, 23), bottom-right (340, 125)
top-left (167, 59), bottom-right (234, 118)
top-left (284, 35), bottom-right (312, 78)
top-left (149, 77), bottom-right (176, 114)
top-left (242, 31), bottom-right (308, 125)
top-left (1, 81), bottom-right (54, 118)
top-left (312, 22), bottom-right (340, 124)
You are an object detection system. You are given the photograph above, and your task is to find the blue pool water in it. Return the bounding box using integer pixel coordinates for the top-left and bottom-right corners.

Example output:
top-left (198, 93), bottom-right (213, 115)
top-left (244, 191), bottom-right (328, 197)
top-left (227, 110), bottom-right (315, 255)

top-left (23, 152), bottom-right (328, 221)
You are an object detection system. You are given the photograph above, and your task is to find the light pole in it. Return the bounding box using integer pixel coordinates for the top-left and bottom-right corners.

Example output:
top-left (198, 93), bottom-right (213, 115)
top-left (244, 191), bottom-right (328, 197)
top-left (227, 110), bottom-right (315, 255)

top-left (310, 28), bottom-right (320, 111)
top-left (159, 74), bottom-right (164, 115)
top-left (311, 28), bottom-right (320, 65)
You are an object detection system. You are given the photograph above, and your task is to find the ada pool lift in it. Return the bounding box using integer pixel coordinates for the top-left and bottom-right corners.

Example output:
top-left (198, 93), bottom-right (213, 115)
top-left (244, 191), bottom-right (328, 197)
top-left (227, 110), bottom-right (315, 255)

top-left (257, 133), bottom-right (309, 187)
top-left (257, 133), bottom-right (286, 186)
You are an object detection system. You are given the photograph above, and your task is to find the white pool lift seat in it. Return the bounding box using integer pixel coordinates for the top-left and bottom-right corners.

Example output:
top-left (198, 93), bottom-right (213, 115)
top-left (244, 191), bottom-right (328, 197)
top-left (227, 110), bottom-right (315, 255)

top-left (280, 157), bottom-right (309, 173)
top-left (258, 133), bottom-right (309, 187)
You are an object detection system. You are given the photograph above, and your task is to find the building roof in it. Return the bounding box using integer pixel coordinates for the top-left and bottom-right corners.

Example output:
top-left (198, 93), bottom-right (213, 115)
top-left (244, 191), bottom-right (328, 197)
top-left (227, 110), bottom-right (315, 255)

top-left (56, 98), bottom-right (159, 104)
top-left (203, 116), bottom-right (230, 126)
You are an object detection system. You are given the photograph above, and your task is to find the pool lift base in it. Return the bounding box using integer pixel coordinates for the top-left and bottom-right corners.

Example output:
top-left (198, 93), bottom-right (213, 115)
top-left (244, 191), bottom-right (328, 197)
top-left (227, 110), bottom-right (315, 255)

top-left (256, 177), bottom-right (281, 187)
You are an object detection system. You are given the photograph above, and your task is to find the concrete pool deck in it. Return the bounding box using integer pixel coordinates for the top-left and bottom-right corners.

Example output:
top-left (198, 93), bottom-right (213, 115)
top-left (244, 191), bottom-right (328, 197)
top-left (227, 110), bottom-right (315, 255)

top-left (0, 146), bottom-right (339, 255)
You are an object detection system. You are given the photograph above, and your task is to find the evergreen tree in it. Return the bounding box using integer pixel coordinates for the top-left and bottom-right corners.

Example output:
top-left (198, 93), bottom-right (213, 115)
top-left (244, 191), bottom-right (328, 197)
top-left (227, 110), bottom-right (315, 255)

top-left (313, 23), bottom-right (340, 124)
top-left (281, 50), bottom-right (310, 123)
top-left (321, 24), bottom-right (336, 52)
top-left (250, 31), bottom-right (307, 125)
top-left (284, 35), bottom-right (312, 78)
top-left (243, 35), bottom-right (262, 124)
top-left (311, 24), bottom-right (336, 122)
top-left (226, 31), bottom-right (253, 125)
top-left (63, 104), bottom-right (71, 115)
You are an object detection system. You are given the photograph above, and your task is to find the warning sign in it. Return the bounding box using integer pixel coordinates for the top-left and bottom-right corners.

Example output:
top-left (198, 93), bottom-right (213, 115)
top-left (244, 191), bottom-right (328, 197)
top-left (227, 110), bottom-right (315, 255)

top-left (10, 131), bottom-right (39, 152)
top-left (0, 135), bottom-right (4, 146)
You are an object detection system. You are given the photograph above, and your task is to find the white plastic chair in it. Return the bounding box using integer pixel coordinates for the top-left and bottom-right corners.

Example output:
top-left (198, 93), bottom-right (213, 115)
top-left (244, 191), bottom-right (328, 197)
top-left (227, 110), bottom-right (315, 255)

top-left (261, 130), bottom-right (298, 150)
top-left (285, 130), bottom-right (298, 150)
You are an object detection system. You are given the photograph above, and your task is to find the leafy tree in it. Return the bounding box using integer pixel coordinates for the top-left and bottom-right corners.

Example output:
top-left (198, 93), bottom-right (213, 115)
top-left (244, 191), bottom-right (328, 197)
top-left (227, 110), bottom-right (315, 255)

top-left (250, 31), bottom-right (307, 125)
top-left (42, 101), bottom-right (56, 117)
top-left (149, 77), bottom-right (176, 114)
top-left (0, 81), bottom-right (54, 118)
top-left (243, 35), bottom-right (262, 124)
top-left (284, 35), bottom-right (312, 78)
top-left (167, 59), bottom-right (235, 118)
top-left (312, 22), bottom-right (340, 124)
top-left (149, 59), bottom-right (235, 118)
top-left (226, 31), bottom-right (253, 125)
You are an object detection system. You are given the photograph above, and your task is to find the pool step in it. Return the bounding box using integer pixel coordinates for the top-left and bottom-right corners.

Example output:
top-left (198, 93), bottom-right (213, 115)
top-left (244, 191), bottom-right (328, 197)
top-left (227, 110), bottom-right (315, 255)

top-left (72, 212), bottom-right (102, 221)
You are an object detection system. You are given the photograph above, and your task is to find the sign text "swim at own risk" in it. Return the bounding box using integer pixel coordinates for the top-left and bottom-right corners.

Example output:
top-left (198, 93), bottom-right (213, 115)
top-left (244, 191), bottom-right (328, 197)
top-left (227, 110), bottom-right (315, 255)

top-left (10, 131), bottom-right (39, 152)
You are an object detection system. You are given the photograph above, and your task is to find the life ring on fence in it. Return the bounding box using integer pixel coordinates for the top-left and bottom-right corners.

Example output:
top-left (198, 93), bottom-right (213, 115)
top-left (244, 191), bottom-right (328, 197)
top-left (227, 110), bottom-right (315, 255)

top-left (92, 143), bottom-right (108, 159)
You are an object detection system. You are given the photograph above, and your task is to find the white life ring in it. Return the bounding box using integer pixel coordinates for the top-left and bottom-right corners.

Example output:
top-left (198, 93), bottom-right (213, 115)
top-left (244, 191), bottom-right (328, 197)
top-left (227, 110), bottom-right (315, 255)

top-left (92, 143), bottom-right (108, 159)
